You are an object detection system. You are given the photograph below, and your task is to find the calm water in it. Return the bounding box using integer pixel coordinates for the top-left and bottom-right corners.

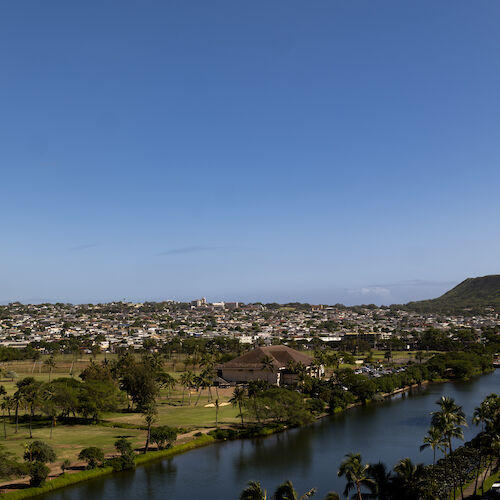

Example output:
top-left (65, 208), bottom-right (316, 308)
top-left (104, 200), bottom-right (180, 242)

top-left (41, 370), bottom-right (498, 500)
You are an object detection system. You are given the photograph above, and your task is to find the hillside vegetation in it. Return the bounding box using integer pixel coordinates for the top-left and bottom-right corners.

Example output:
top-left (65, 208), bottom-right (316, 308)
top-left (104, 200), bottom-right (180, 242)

top-left (406, 275), bottom-right (500, 313)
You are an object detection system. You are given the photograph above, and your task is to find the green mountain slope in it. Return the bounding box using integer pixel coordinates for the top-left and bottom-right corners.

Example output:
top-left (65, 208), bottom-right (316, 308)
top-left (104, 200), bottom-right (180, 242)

top-left (406, 275), bottom-right (500, 313)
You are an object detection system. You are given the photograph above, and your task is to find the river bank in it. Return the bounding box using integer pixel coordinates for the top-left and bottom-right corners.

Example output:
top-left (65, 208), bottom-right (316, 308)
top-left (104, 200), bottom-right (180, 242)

top-left (1, 370), bottom-right (496, 499)
top-left (0, 434), bottom-right (216, 499)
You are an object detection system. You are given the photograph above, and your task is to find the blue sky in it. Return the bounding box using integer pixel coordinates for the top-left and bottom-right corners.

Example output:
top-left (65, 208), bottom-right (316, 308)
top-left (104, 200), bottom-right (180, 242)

top-left (1, 1), bottom-right (499, 305)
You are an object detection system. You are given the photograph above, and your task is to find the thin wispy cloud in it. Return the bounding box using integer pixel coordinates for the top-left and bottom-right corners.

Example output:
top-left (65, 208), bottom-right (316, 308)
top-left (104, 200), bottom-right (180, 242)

top-left (345, 279), bottom-right (459, 305)
top-left (67, 243), bottom-right (99, 252)
top-left (157, 245), bottom-right (217, 256)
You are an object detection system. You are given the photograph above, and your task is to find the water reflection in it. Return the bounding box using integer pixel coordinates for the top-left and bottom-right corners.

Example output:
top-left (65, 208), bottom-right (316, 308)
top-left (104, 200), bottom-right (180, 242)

top-left (234, 426), bottom-right (314, 477)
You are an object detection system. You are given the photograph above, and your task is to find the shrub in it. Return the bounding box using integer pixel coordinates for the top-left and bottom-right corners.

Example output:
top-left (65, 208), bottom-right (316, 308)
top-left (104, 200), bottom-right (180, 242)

top-left (114, 438), bottom-right (135, 470)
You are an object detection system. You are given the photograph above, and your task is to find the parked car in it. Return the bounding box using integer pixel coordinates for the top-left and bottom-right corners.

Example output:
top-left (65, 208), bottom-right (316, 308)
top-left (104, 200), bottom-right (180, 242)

top-left (485, 482), bottom-right (500, 499)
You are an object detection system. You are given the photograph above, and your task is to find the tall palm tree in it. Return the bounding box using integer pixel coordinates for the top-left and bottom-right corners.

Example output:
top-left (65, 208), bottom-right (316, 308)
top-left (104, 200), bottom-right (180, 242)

top-left (338, 453), bottom-right (375, 500)
top-left (158, 372), bottom-right (176, 400)
top-left (44, 356), bottom-right (57, 382)
top-left (473, 394), bottom-right (500, 496)
top-left (431, 396), bottom-right (467, 500)
top-left (18, 378), bottom-right (42, 439)
top-left (248, 381), bottom-right (264, 424)
top-left (272, 480), bottom-right (316, 500)
top-left (179, 371), bottom-right (194, 406)
top-left (214, 398), bottom-right (220, 428)
top-left (31, 351), bottom-right (41, 374)
top-left (419, 426), bottom-right (446, 465)
top-left (12, 389), bottom-right (23, 433)
top-left (474, 393), bottom-right (500, 432)
top-left (229, 386), bottom-right (247, 427)
top-left (240, 480), bottom-right (267, 500)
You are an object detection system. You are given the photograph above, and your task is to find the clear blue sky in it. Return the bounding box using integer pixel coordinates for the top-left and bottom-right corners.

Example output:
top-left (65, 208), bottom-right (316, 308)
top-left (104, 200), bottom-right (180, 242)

top-left (1, 1), bottom-right (499, 305)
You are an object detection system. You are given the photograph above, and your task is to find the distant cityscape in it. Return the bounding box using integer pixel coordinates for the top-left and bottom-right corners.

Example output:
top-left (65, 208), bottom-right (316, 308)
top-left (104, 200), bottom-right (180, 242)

top-left (1, 298), bottom-right (498, 354)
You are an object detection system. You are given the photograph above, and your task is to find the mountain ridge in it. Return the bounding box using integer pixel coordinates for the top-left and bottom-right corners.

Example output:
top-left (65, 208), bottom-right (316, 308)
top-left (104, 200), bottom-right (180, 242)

top-left (405, 274), bottom-right (500, 313)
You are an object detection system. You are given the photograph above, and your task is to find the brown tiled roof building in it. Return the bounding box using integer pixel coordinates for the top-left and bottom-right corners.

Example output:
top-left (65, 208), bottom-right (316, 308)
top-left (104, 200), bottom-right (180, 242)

top-left (218, 345), bottom-right (318, 386)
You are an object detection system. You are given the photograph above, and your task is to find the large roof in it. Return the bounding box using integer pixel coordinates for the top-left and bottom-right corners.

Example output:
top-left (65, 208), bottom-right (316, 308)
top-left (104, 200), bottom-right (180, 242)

top-left (221, 345), bottom-right (313, 370)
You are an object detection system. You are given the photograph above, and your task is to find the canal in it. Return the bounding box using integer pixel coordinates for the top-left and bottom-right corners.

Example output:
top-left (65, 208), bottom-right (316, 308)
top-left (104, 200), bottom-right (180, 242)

top-left (40, 369), bottom-right (498, 500)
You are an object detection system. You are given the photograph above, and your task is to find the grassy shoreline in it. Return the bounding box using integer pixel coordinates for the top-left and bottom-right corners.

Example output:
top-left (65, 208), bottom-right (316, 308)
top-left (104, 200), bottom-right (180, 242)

top-left (1, 370), bottom-right (494, 499)
top-left (0, 434), bottom-right (215, 499)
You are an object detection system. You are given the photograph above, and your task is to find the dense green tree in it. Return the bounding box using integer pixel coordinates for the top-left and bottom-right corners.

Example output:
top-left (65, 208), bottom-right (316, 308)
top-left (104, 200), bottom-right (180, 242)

top-left (113, 438), bottom-right (135, 470)
top-left (0, 445), bottom-right (23, 479)
top-left (24, 440), bottom-right (56, 464)
top-left (26, 461), bottom-right (50, 486)
top-left (150, 426), bottom-right (177, 450)
top-left (142, 401), bottom-right (158, 453)
top-left (78, 447), bottom-right (104, 469)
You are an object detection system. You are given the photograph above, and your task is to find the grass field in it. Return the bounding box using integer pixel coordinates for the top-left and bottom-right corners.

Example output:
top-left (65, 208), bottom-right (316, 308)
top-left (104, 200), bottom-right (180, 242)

top-left (0, 355), bottom-right (241, 470)
top-left (0, 348), bottom-right (438, 469)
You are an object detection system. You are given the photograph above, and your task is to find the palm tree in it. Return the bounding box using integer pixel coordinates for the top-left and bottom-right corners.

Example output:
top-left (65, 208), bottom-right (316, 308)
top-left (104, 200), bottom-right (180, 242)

top-left (366, 462), bottom-right (393, 499)
top-left (272, 480), bottom-right (316, 500)
top-left (31, 351), bottom-right (41, 374)
top-left (12, 389), bottom-right (23, 433)
top-left (323, 494), bottom-right (340, 500)
top-left (194, 372), bottom-right (212, 406)
top-left (392, 458), bottom-right (430, 500)
top-left (261, 356), bottom-right (275, 383)
top-left (229, 386), bottom-right (247, 427)
top-left (338, 453), bottom-right (375, 500)
top-left (419, 426), bottom-right (446, 465)
top-left (179, 371), bottom-right (194, 406)
top-left (473, 393), bottom-right (500, 432)
top-left (18, 378), bottom-right (42, 439)
top-left (214, 398), bottom-right (220, 428)
top-left (240, 480), bottom-right (267, 500)
top-left (199, 354), bottom-right (215, 372)
top-left (44, 356), bottom-right (57, 382)
top-left (431, 396), bottom-right (467, 500)
top-left (248, 381), bottom-right (263, 424)
top-left (473, 394), bottom-right (500, 496)
top-left (158, 372), bottom-right (176, 400)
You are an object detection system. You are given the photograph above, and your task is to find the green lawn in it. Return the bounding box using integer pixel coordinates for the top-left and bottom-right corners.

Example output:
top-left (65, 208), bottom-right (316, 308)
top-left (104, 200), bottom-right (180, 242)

top-left (104, 400), bottom-right (240, 429)
top-left (1, 420), bottom-right (146, 463)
